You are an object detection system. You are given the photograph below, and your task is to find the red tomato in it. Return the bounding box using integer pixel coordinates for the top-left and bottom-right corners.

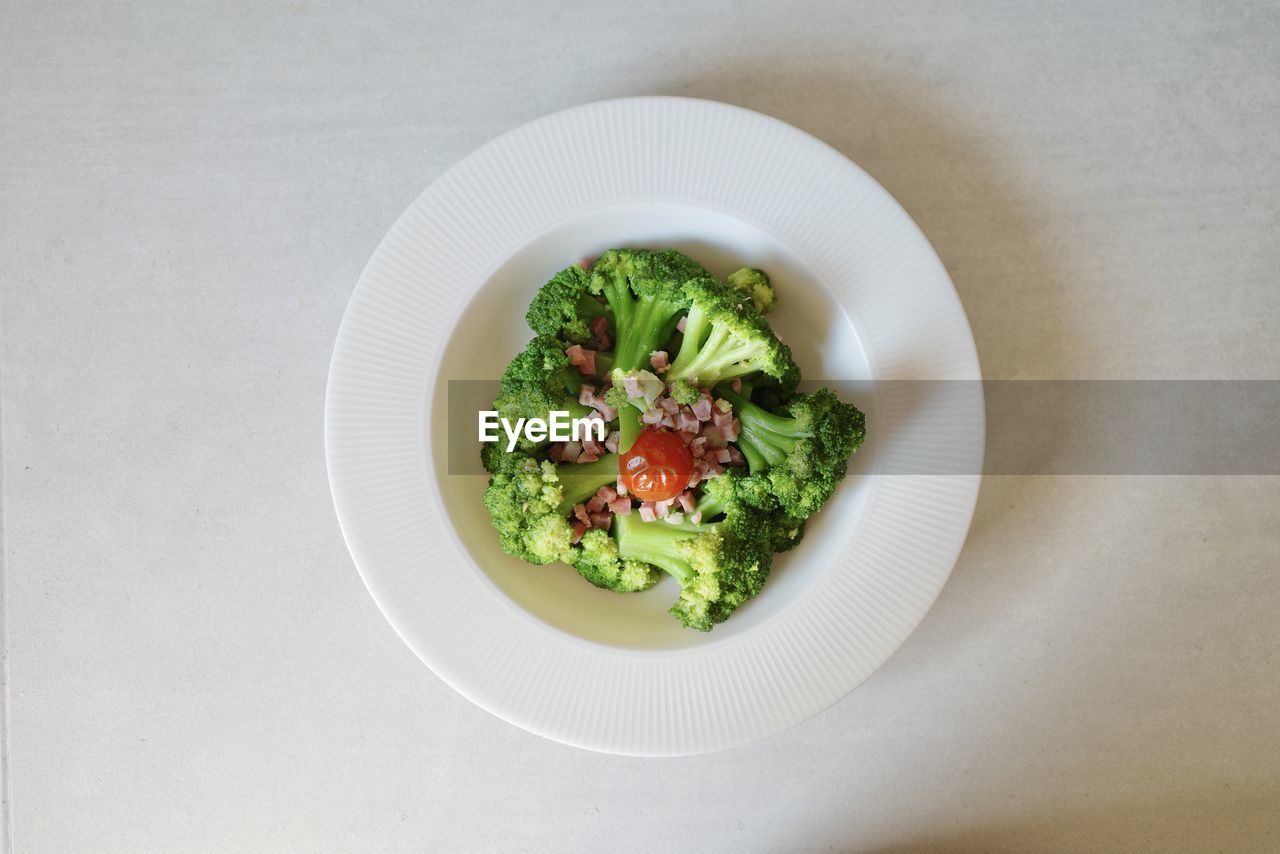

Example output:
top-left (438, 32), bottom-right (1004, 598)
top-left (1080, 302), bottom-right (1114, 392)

top-left (620, 428), bottom-right (693, 502)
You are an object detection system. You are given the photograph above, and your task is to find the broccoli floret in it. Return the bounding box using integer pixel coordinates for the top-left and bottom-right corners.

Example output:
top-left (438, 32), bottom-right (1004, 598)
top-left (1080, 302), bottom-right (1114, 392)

top-left (718, 385), bottom-right (866, 517)
top-left (491, 336), bottom-right (596, 451)
top-left (573, 528), bottom-right (661, 592)
top-left (526, 264), bottom-right (612, 344)
top-left (482, 451), bottom-right (620, 564)
top-left (726, 267), bottom-right (776, 314)
top-left (589, 249), bottom-right (705, 371)
top-left (695, 469), bottom-right (806, 552)
top-left (482, 453), bottom-right (575, 564)
top-left (664, 277), bottom-right (798, 389)
top-left (613, 497), bottom-right (775, 631)
top-left (668, 378), bottom-right (700, 406)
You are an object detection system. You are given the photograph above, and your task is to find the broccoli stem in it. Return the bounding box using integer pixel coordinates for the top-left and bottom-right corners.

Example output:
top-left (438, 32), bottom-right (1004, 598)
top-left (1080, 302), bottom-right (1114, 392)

top-left (617, 406), bottom-right (642, 455)
top-left (577, 294), bottom-right (611, 324)
top-left (597, 272), bottom-right (683, 372)
top-left (614, 513), bottom-right (714, 584)
top-left (665, 308), bottom-right (771, 385)
top-left (717, 386), bottom-right (811, 474)
top-left (556, 454), bottom-right (620, 514)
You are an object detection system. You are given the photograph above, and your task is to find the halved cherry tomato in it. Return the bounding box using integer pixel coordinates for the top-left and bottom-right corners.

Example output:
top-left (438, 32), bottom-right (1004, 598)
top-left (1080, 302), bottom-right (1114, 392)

top-left (620, 428), bottom-right (693, 503)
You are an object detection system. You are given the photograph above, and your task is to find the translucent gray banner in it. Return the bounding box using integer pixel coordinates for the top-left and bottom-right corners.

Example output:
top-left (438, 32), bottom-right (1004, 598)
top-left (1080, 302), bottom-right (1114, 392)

top-left (445, 381), bottom-right (1280, 475)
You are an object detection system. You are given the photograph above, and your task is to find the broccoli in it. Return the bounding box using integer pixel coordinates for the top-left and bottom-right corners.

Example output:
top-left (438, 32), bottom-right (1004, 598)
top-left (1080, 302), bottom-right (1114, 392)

top-left (491, 335), bottom-right (596, 452)
top-left (718, 385), bottom-right (866, 518)
top-left (726, 267), bottom-right (777, 314)
top-left (482, 453), bottom-right (576, 564)
top-left (589, 249), bottom-right (706, 372)
top-left (614, 503), bottom-right (774, 631)
top-left (695, 468), bottom-right (806, 552)
top-left (554, 453), bottom-right (621, 514)
top-left (664, 277), bottom-right (799, 389)
top-left (573, 528), bottom-right (661, 592)
top-left (667, 378), bottom-right (700, 406)
top-left (482, 450), bottom-right (620, 564)
top-left (526, 264), bottom-right (612, 344)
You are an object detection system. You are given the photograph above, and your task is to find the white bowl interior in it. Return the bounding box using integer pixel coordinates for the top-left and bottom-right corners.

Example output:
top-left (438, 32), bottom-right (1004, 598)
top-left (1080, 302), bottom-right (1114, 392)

top-left (431, 202), bottom-right (876, 651)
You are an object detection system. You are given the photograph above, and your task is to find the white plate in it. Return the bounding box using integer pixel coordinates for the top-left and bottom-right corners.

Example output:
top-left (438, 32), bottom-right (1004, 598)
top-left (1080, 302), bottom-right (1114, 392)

top-left (326, 97), bottom-right (984, 756)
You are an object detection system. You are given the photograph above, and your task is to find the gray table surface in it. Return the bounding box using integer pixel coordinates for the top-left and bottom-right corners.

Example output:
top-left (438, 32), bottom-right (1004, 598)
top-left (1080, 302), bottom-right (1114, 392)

top-left (4, 1), bottom-right (1278, 851)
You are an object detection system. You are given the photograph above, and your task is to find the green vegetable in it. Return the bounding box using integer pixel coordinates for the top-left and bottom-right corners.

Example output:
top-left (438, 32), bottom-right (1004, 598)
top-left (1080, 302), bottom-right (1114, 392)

top-left (479, 247), bottom-right (868, 631)
top-left (588, 249), bottom-right (705, 372)
top-left (573, 528), bottom-right (661, 592)
top-left (613, 494), bottom-right (774, 632)
top-left (664, 277), bottom-right (798, 390)
top-left (697, 469), bottom-right (807, 553)
top-left (481, 452), bottom-right (575, 565)
top-left (482, 450), bottom-right (620, 564)
top-left (718, 385), bottom-right (866, 517)
top-left (726, 267), bottom-right (777, 314)
top-left (490, 335), bottom-right (595, 455)
top-left (526, 264), bottom-right (612, 345)
top-left (555, 453), bottom-right (621, 514)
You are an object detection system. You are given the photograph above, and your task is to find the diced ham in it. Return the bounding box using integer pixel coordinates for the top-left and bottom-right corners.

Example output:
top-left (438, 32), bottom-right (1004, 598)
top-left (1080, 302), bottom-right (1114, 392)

top-left (677, 410), bottom-right (700, 433)
top-left (654, 498), bottom-right (673, 518)
top-left (659, 396), bottom-right (679, 414)
top-left (604, 431), bottom-right (620, 453)
top-left (730, 377), bottom-right (742, 393)
top-left (649, 350), bottom-right (669, 373)
top-left (702, 426), bottom-right (726, 448)
top-left (570, 520), bottom-right (588, 543)
top-left (579, 384), bottom-right (598, 407)
top-left (562, 441), bottom-right (582, 462)
top-left (615, 479), bottom-right (628, 496)
top-left (726, 446), bottom-right (745, 466)
top-left (703, 461), bottom-right (724, 478)
top-left (547, 443), bottom-right (564, 463)
top-left (579, 349), bottom-right (596, 377)
top-left (677, 430), bottom-right (697, 446)
top-left (689, 511), bottom-right (702, 524)
top-left (582, 437), bottom-right (603, 457)
top-left (566, 344), bottom-right (586, 364)
top-left (689, 436), bottom-right (707, 457)
top-left (676, 316), bottom-right (687, 333)
top-left (659, 413), bottom-right (676, 429)
top-left (692, 396), bottom-right (713, 421)
top-left (623, 375), bottom-right (643, 398)
top-left (589, 512), bottom-right (612, 531)
top-left (573, 503), bottom-right (590, 525)
top-left (712, 408), bottom-right (734, 430)
top-left (686, 469), bottom-right (702, 489)
top-left (591, 316), bottom-right (610, 350)
top-left (641, 408), bottom-right (664, 425)
top-left (608, 497), bottom-right (632, 515)
top-left (586, 495), bottom-right (606, 513)
top-left (639, 503), bottom-right (656, 522)
top-left (577, 257), bottom-right (592, 271)
top-left (597, 485), bottom-right (617, 503)
top-left (577, 450), bottom-right (599, 463)
top-left (723, 418), bottom-right (740, 443)
top-left (590, 399), bottom-right (617, 422)
top-left (715, 448), bottom-right (732, 464)
top-left (678, 491), bottom-right (696, 513)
